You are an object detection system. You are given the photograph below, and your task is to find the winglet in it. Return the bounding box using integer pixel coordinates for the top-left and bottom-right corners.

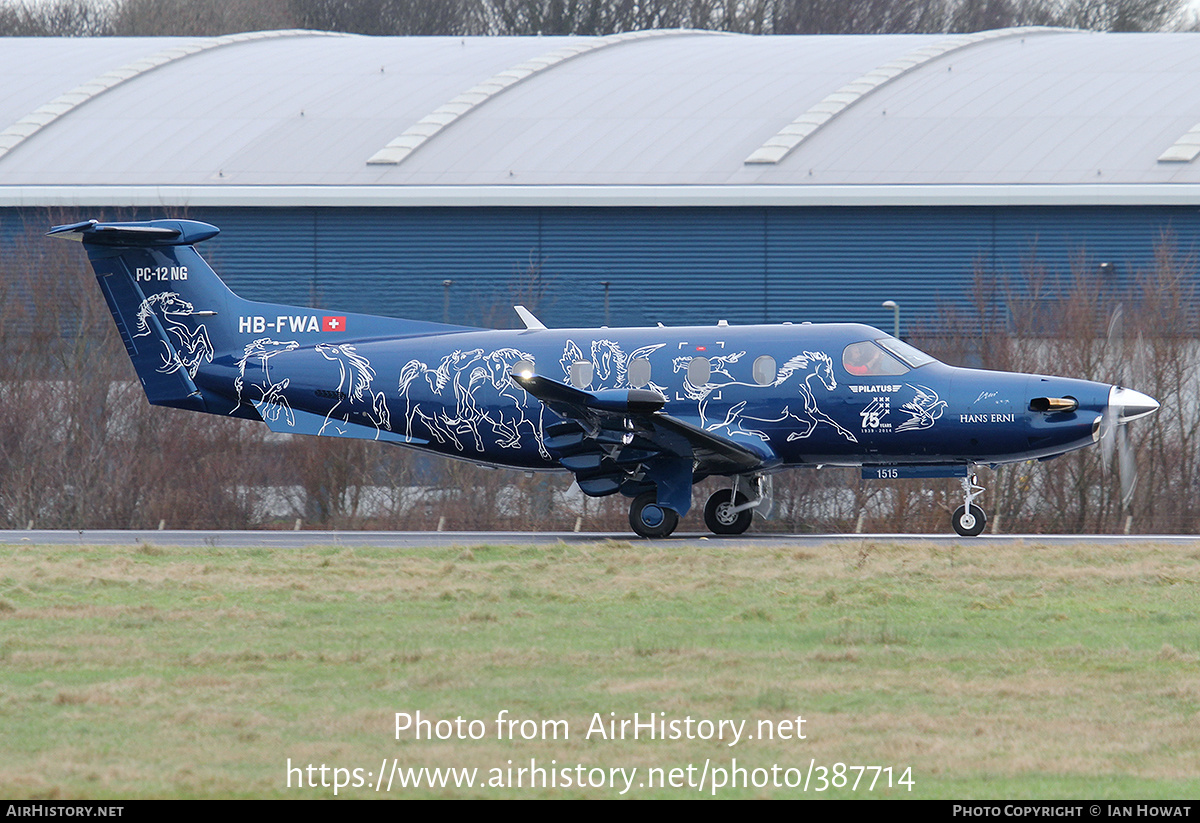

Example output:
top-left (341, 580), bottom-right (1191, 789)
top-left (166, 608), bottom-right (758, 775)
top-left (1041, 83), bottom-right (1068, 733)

top-left (514, 305), bottom-right (546, 330)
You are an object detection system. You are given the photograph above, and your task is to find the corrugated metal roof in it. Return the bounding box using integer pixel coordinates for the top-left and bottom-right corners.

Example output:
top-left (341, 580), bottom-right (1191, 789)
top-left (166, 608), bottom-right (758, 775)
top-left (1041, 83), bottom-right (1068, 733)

top-left (4, 29), bottom-right (1200, 202)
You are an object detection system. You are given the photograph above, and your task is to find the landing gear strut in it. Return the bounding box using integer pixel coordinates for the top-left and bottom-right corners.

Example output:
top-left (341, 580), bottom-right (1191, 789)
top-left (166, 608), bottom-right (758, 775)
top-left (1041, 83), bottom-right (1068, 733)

top-left (703, 475), bottom-right (768, 535)
top-left (704, 490), bottom-right (752, 535)
top-left (951, 470), bottom-right (987, 537)
top-left (629, 491), bottom-right (679, 539)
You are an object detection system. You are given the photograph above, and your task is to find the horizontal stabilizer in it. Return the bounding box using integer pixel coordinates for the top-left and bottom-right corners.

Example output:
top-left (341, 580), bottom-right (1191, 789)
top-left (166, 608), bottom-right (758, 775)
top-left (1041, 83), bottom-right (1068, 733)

top-left (48, 219), bottom-right (219, 246)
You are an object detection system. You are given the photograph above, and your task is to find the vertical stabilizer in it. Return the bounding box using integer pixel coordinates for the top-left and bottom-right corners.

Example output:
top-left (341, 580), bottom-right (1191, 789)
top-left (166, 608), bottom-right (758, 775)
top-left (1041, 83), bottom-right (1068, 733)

top-left (52, 218), bottom-right (478, 418)
top-left (48, 219), bottom-right (239, 412)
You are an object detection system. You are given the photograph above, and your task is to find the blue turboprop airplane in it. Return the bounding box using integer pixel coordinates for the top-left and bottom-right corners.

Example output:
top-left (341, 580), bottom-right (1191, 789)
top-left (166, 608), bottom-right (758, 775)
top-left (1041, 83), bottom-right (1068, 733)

top-left (51, 218), bottom-right (1160, 538)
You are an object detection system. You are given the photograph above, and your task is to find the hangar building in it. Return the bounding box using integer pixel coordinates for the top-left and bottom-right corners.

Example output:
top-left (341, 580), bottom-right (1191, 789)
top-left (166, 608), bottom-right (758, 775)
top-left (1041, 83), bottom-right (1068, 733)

top-left (2, 27), bottom-right (1200, 330)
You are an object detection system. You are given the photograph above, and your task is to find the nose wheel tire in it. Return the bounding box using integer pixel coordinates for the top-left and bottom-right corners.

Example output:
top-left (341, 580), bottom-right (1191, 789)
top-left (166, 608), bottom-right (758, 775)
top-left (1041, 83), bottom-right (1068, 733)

top-left (704, 490), bottom-right (752, 535)
top-left (952, 504), bottom-right (987, 537)
top-left (629, 491), bottom-right (679, 539)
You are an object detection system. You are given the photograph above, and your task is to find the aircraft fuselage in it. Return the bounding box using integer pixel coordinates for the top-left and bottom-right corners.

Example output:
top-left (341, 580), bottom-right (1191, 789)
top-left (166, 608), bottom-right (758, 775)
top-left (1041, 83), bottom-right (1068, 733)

top-left (198, 321), bottom-right (1107, 472)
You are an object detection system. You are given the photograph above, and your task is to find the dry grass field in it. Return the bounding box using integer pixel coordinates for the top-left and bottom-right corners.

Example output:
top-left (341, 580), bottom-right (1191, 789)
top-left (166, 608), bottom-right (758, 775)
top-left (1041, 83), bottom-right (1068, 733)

top-left (0, 536), bottom-right (1197, 798)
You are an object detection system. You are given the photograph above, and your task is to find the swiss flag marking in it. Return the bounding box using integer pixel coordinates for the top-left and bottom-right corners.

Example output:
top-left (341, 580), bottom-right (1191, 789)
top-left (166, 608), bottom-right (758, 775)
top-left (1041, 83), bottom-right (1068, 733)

top-left (322, 316), bottom-right (346, 332)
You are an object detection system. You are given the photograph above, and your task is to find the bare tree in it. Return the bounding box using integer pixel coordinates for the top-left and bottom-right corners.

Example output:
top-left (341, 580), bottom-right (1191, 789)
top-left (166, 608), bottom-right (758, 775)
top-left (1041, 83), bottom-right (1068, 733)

top-left (0, 0), bottom-right (112, 35)
top-left (0, 0), bottom-right (1188, 36)
top-left (1050, 0), bottom-right (1185, 31)
top-left (772, 0), bottom-right (951, 34)
top-left (288, 0), bottom-right (488, 34)
top-left (109, 0), bottom-right (296, 36)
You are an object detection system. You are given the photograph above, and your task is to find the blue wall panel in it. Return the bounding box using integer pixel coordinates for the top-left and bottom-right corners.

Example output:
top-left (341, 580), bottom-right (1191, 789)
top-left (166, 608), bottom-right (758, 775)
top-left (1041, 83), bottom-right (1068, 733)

top-left (992, 206), bottom-right (1193, 286)
top-left (765, 207), bottom-right (996, 330)
top-left (199, 208), bottom-right (319, 308)
top-left (315, 208), bottom-right (542, 327)
top-left (539, 208), bottom-right (767, 328)
top-left (12, 204), bottom-right (1200, 334)
top-left (196, 207), bottom-right (542, 326)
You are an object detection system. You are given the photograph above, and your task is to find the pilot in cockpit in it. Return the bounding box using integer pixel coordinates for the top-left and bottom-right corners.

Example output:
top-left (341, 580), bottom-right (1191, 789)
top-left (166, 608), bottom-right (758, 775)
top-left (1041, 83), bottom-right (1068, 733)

top-left (843, 341), bottom-right (883, 376)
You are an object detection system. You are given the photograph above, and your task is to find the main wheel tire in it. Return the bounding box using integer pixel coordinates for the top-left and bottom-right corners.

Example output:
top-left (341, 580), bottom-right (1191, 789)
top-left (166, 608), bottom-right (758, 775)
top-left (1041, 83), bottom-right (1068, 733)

top-left (704, 490), bottom-right (752, 535)
top-left (952, 504), bottom-right (986, 537)
top-left (629, 491), bottom-right (679, 539)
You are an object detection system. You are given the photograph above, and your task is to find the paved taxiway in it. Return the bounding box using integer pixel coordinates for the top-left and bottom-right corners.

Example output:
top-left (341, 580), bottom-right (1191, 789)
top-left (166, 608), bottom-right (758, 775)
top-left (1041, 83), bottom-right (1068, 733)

top-left (3, 530), bottom-right (1198, 549)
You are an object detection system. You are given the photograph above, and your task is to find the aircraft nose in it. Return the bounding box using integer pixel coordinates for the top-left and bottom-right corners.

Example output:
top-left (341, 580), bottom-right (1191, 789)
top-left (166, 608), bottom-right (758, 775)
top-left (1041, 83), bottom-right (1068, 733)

top-left (1108, 386), bottom-right (1160, 423)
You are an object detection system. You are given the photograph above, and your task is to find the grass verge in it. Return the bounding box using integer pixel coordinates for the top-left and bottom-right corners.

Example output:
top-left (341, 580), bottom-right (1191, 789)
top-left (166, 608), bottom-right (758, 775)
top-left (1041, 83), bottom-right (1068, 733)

top-left (0, 537), bottom-right (1197, 798)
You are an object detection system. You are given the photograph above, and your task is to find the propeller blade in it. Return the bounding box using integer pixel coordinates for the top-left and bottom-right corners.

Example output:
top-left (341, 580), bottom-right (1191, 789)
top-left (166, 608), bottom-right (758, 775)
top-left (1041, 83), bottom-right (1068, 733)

top-left (1107, 303), bottom-right (1127, 387)
top-left (1132, 332), bottom-right (1147, 385)
top-left (1117, 423), bottom-right (1137, 511)
top-left (1099, 401), bottom-right (1117, 468)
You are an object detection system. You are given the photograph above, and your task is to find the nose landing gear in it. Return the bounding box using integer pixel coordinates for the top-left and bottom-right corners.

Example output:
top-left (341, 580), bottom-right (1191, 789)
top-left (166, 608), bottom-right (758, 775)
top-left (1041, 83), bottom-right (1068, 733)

top-left (951, 470), bottom-right (987, 537)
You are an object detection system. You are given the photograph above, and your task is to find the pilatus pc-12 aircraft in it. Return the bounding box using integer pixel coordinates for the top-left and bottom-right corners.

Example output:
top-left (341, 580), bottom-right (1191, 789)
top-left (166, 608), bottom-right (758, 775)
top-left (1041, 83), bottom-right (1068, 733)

top-left (52, 218), bottom-right (1160, 538)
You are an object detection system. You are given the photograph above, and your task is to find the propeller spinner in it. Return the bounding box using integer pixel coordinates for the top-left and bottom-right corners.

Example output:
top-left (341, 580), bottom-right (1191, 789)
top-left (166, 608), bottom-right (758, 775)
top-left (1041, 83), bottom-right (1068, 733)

top-left (1098, 385), bottom-right (1160, 512)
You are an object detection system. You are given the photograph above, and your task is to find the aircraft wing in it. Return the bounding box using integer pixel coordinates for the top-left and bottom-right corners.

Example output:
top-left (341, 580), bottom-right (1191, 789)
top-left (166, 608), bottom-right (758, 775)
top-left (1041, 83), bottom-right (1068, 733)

top-left (512, 372), bottom-right (775, 515)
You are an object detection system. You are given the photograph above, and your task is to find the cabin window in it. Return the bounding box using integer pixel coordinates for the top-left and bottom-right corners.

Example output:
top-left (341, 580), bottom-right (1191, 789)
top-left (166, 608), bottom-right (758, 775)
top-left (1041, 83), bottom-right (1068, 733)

top-left (513, 358), bottom-right (535, 378)
top-left (687, 356), bottom-right (711, 386)
top-left (570, 360), bottom-right (593, 388)
top-left (842, 341), bottom-right (909, 376)
top-left (753, 355), bottom-right (776, 386)
top-left (628, 357), bottom-right (651, 388)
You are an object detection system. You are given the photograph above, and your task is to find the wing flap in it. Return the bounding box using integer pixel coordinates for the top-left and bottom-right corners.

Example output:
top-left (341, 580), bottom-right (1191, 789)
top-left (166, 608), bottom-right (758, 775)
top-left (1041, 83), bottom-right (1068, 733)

top-left (650, 413), bottom-right (773, 473)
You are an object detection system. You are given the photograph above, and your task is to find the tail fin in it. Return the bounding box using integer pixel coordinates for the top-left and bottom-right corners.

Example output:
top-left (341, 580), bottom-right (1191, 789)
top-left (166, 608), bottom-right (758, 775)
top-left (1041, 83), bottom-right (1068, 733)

top-left (49, 219), bottom-right (239, 413)
top-left (51, 218), bottom-right (477, 416)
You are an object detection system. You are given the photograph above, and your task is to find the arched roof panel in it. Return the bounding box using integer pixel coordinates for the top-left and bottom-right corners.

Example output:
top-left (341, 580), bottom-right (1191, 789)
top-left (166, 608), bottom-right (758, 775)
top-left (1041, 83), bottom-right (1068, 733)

top-left (0, 37), bottom-right (192, 124)
top-left (0, 35), bottom-right (581, 185)
top-left (4, 29), bottom-right (1200, 197)
top-left (381, 32), bottom-right (937, 185)
top-left (733, 30), bottom-right (1200, 185)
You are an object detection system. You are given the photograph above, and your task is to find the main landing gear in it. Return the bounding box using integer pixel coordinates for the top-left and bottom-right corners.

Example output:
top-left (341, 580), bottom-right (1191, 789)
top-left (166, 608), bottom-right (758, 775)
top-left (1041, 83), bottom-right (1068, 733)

top-left (627, 477), bottom-right (767, 539)
top-left (628, 491), bottom-right (679, 539)
top-left (951, 470), bottom-right (987, 537)
top-left (704, 489), bottom-right (753, 535)
top-left (703, 474), bottom-right (768, 535)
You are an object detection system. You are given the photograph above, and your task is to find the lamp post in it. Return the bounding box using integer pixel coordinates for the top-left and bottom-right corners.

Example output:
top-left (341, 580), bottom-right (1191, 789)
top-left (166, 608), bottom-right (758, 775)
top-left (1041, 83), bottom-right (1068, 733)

top-left (882, 300), bottom-right (900, 339)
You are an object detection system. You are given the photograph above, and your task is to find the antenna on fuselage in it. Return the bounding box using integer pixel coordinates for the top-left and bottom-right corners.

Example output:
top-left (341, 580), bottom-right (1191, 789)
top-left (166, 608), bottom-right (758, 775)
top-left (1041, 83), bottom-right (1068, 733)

top-left (514, 305), bottom-right (546, 330)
